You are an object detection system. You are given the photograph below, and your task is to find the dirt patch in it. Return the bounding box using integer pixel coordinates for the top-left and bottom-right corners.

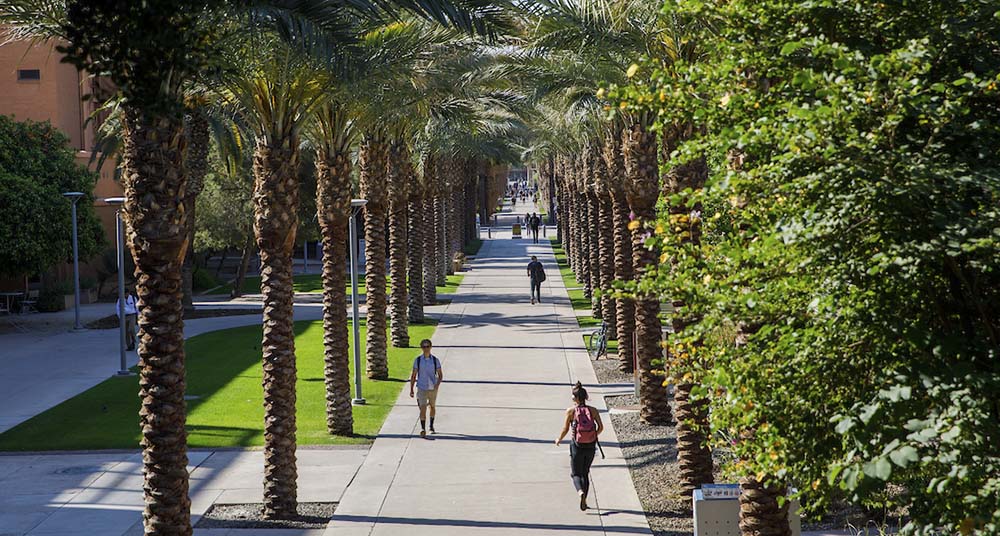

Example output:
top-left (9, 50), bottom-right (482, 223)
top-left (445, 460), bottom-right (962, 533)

top-left (85, 308), bottom-right (262, 329)
top-left (195, 502), bottom-right (336, 529)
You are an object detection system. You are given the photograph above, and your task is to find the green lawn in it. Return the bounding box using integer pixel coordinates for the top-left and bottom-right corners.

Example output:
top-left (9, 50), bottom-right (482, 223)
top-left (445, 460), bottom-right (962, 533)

top-left (463, 239), bottom-right (483, 256)
top-left (239, 273), bottom-right (462, 296)
top-left (240, 273), bottom-right (370, 295)
top-left (550, 237), bottom-right (619, 355)
top-left (0, 319), bottom-right (438, 451)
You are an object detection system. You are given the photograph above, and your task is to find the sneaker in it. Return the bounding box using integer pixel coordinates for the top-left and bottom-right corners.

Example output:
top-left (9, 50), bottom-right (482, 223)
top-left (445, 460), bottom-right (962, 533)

top-left (430, 427), bottom-right (436, 434)
top-left (531, 298), bottom-right (535, 304)
top-left (579, 492), bottom-right (588, 511)
top-left (419, 430), bottom-right (426, 438)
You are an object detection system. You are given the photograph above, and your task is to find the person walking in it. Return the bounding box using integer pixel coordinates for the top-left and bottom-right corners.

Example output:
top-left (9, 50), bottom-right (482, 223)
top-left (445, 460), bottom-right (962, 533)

top-left (555, 382), bottom-right (604, 510)
top-left (527, 255), bottom-right (546, 304)
top-left (529, 212), bottom-right (541, 243)
top-left (409, 338), bottom-right (443, 438)
top-left (116, 288), bottom-right (139, 351)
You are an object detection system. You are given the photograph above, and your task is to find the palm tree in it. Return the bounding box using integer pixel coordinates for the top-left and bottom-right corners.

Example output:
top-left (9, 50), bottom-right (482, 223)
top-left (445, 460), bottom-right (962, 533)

top-left (313, 101), bottom-right (355, 436)
top-left (18, 2), bottom-right (227, 532)
top-left (421, 153), bottom-right (441, 305)
top-left (387, 136), bottom-right (411, 347)
top-left (359, 132), bottom-right (391, 379)
top-left (623, 120), bottom-right (673, 425)
top-left (592, 140), bottom-right (616, 337)
top-left (407, 170), bottom-right (426, 323)
top-left (602, 126), bottom-right (635, 372)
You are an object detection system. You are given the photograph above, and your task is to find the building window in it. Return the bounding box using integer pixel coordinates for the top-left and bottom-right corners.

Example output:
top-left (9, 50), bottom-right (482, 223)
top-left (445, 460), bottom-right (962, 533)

top-left (17, 69), bottom-right (41, 81)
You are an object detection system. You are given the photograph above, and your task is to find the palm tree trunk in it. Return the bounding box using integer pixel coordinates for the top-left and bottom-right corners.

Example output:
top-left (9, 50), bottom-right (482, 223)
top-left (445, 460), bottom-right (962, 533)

top-left (663, 122), bottom-right (714, 491)
top-left (252, 135), bottom-right (300, 518)
top-left (360, 135), bottom-right (389, 379)
top-left (674, 381), bottom-right (713, 493)
top-left (604, 132), bottom-right (634, 372)
top-left (181, 107), bottom-right (210, 311)
top-left (624, 122), bottom-right (672, 425)
top-left (421, 154), bottom-right (438, 306)
top-left (587, 189), bottom-right (602, 317)
top-left (122, 106), bottom-right (192, 536)
top-left (407, 183), bottom-right (425, 323)
top-left (435, 196), bottom-right (448, 286)
top-left (387, 140), bottom-right (410, 348)
top-left (593, 150), bottom-right (616, 338)
top-left (315, 147), bottom-right (353, 436)
top-left (739, 477), bottom-right (791, 536)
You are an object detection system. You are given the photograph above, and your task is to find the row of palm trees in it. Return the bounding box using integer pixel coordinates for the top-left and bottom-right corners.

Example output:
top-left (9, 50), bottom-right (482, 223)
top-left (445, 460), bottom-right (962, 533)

top-left (516, 0), bottom-right (719, 504)
top-left (4, 2), bottom-right (515, 534)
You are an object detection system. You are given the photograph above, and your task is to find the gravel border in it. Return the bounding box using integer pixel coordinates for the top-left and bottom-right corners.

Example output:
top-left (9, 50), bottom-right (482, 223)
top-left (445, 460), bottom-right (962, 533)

top-left (195, 502), bottom-right (336, 529)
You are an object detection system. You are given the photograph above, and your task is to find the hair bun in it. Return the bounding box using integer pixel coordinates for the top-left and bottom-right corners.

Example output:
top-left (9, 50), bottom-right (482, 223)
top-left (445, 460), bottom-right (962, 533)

top-left (574, 381), bottom-right (583, 388)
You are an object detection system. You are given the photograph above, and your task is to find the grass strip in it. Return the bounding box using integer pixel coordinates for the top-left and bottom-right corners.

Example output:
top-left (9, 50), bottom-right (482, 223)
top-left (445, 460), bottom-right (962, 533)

top-left (549, 237), bottom-right (619, 355)
top-left (0, 319), bottom-right (437, 451)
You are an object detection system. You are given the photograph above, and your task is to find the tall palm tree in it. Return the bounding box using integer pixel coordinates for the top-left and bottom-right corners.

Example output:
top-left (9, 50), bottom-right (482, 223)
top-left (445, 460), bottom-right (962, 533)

top-left (387, 136), bottom-right (411, 347)
top-left (359, 132), bottom-right (390, 379)
top-left (407, 170), bottom-right (426, 322)
top-left (17, 2), bottom-right (228, 533)
top-left (313, 101), bottom-right (356, 435)
top-left (592, 139), bottom-right (616, 337)
top-left (181, 103), bottom-right (211, 311)
top-left (603, 126), bottom-right (635, 372)
top-left (623, 120), bottom-right (673, 425)
top-left (421, 153), bottom-right (441, 305)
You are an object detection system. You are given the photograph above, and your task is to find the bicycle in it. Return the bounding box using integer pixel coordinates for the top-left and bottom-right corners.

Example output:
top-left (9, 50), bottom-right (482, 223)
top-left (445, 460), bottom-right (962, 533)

top-left (584, 320), bottom-right (608, 360)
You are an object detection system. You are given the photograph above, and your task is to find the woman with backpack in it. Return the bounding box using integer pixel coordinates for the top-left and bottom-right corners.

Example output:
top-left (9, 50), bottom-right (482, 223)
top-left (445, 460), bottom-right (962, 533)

top-left (555, 381), bottom-right (604, 510)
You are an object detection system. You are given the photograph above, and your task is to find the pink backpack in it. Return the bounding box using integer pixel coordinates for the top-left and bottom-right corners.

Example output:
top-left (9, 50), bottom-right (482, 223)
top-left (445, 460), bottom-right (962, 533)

top-left (573, 405), bottom-right (598, 444)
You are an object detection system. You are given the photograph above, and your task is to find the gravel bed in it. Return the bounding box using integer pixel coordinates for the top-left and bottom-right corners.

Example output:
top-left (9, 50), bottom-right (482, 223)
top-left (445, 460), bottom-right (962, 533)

top-left (195, 502), bottom-right (336, 529)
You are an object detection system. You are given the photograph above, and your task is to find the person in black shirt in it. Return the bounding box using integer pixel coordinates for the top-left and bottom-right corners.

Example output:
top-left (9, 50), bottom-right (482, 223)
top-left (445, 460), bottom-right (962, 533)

top-left (527, 255), bottom-right (546, 304)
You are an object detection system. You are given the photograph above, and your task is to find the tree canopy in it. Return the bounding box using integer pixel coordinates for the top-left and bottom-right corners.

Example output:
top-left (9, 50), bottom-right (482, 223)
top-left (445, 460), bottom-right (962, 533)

top-left (0, 115), bottom-right (104, 278)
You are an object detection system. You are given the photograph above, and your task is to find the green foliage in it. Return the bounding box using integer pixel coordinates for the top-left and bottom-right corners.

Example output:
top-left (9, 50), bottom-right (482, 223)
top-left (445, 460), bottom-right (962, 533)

top-left (609, 0), bottom-right (1000, 533)
top-left (0, 116), bottom-right (103, 277)
top-left (191, 268), bottom-right (222, 292)
top-left (59, 0), bottom-right (226, 113)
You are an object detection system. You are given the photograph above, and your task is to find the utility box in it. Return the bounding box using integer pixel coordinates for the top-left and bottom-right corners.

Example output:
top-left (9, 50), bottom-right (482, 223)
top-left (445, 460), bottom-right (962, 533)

top-left (693, 485), bottom-right (801, 536)
top-left (512, 223), bottom-right (522, 239)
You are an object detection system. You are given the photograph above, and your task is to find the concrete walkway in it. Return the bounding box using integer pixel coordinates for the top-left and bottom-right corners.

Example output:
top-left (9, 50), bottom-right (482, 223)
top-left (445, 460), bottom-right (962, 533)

top-left (0, 446), bottom-right (367, 536)
top-left (326, 234), bottom-right (652, 535)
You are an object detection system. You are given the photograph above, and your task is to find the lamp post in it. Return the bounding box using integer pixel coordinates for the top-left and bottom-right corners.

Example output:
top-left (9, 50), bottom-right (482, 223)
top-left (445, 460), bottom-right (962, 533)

top-left (350, 199), bottom-right (368, 405)
top-left (104, 197), bottom-right (131, 376)
top-left (62, 192), bottom-right (85, 330)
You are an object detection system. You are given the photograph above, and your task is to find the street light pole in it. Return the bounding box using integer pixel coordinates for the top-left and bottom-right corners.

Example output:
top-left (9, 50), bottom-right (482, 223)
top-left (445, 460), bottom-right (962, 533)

top-left (350, 199), bottom-right (368, 405)
top-left (104, 197), bottom-right (131, 376)
top-left (62, 192), bottom-right (85, 330)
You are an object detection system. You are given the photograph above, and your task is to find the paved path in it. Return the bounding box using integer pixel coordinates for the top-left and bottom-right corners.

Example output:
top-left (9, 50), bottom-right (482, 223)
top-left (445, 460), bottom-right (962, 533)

top-left (0, 447), bottom-right (367, 536)
top-left (326, 234), bottom-right (652, 535)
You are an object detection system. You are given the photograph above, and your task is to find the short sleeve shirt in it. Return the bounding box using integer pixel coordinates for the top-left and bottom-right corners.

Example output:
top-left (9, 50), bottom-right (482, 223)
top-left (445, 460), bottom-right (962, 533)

top-left (412, 354), bottom-right (440, 391)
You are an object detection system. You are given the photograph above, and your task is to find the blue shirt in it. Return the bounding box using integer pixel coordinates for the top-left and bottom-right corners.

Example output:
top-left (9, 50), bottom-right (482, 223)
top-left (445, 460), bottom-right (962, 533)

top-left (412, 354), bottom-right (440, 391)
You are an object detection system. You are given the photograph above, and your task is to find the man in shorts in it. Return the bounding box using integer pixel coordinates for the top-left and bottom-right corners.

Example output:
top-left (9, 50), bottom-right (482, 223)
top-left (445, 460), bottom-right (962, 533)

top-left (409, 338), bottom-right (443, 437)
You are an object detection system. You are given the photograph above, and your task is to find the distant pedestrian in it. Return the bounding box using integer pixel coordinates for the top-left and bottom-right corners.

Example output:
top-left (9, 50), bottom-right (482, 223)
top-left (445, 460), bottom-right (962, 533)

top-left (409, 338), bottom-right (443, 438)
top-left (529, 212), bottom-right (541, 243)
top-left (527, 255), bottom-right (546, 304)
top-left (116, 288), bottom-right (138, 351)
top-left (555, 382), bottom-right (604, 511)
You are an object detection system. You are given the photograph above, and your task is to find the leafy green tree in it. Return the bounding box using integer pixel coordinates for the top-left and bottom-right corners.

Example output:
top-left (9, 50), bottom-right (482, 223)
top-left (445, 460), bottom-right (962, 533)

top-left (0, 116), bottom-right (103, 277)
top-left (612, 0), bottom-right (1000, 534)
